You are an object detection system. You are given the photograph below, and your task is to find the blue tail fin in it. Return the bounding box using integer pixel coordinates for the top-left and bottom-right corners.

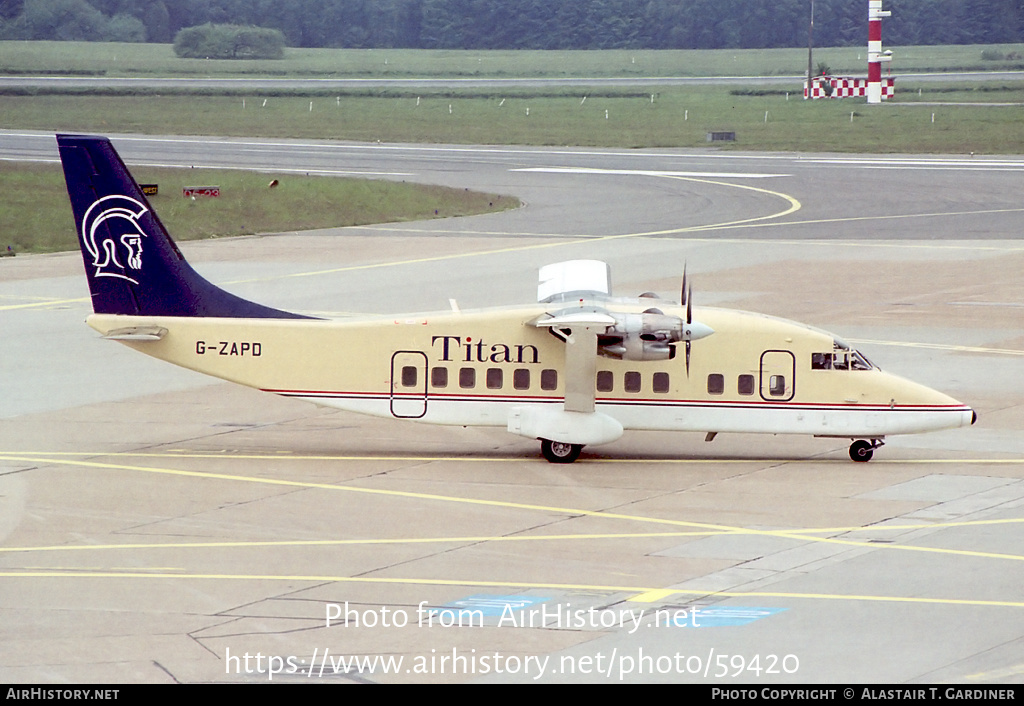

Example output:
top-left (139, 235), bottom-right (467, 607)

top-left (57, 134), bottom-right (312, 319)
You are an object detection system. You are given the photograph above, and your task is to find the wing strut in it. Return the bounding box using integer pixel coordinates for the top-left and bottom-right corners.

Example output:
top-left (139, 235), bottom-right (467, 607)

top-left (562, 324), bottom-right (600, 413)
top-left (511, 313), bottom-right (623, 459)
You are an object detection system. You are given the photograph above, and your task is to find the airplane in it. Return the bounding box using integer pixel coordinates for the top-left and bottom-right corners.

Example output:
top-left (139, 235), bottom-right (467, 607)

top-left (57, 134), bottom-right (976, 464)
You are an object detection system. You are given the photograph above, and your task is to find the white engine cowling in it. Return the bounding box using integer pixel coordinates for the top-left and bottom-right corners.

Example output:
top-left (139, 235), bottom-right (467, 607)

top-left (600, 311), bottom-right (684, 361)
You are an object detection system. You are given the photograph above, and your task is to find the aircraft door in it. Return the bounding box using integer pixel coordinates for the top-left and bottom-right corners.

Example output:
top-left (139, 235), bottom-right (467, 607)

top-left (390, 351), bottom-right (428, 418)
top-left (760, 350), bottom-right (795, 402)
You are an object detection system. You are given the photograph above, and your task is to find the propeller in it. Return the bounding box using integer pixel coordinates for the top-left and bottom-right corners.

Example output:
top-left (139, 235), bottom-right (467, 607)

top-left (684, 282), bottom-right (693, 376)
top-left (676, 264), bottom-right (693, 376)
top-left (680, 264), bottom-right (688, 308)
top-left (677, 263), bottom-right (713, 377)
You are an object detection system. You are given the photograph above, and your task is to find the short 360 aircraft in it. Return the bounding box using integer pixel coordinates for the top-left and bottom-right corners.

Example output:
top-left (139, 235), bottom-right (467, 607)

top-left (58, 134), bottom-right (976, 463)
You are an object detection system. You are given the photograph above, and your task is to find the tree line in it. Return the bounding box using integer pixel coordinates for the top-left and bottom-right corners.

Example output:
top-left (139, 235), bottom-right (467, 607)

top-left (2, 0), bottom-right (1022, 49)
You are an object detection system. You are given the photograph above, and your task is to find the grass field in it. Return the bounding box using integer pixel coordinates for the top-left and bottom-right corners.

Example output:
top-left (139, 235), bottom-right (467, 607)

top-left (3, 42), bottom-right (1022, 252)
top-left (2, 41), bottom-right (1023, 153)
top-left (3, 41), bottom-right (1024, 78)
top-left (5, 85), bottom-right (1023, 152)
top-left (0, 161), bottom-right (518, 253)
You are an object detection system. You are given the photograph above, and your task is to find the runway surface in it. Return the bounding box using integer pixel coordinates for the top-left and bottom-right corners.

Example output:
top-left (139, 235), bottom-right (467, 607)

top-left (1, 131), bottom-right (1023, 683)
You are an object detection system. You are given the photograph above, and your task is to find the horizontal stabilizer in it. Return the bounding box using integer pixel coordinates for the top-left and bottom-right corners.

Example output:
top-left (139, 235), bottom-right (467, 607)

top-left (101, 325), bottom-right (168, 341)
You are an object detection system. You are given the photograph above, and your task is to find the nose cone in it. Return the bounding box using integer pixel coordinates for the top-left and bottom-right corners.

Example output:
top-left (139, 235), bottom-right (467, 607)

top-left (872, 371), bottom-right (978, 434)
top-left (684, 321), bottom-right (714, 341)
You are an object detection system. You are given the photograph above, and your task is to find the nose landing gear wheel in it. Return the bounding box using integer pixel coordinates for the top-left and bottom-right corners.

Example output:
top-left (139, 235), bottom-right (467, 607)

top-left (849, 439), bottom-right (876, 462)
top-left (541, 439), bottom-right (583, 464)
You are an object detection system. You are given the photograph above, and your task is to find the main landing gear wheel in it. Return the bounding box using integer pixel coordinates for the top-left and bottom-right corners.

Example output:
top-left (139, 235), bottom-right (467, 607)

top-left (541, 439), bottom-right (583, 464)
top-left (849, 439), bottom-right (878, 462)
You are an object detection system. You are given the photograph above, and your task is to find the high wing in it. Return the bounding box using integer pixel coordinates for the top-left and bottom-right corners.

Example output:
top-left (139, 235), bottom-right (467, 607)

top-left (521, 260), bottom-right (714, 462)
top-left (534, 261), bottom-right (713, 362)
top-left (532, 261), bottom-right (616, 414)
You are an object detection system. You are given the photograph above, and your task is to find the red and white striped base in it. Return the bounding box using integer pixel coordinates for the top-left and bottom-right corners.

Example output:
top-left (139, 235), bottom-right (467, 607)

top-left (804, 76), bottom-right (894, 100)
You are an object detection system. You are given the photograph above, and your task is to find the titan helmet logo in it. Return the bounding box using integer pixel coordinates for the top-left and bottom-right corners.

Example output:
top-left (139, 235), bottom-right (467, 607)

top-left (80, 195), bottom-right (150, 285)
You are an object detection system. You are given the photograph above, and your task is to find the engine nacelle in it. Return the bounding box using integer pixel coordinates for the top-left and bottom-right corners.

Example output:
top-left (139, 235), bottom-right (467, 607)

top-left (600, 336), bottom-right (675, 361)
top-left (597, 310), bottom-right (714, 361)
top-left (538, 306), bottom-right (713, 362)
top-left (599, 311), bottom-right (682, 361)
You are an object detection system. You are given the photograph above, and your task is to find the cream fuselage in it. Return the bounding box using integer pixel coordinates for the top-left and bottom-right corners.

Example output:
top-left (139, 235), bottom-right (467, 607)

top-left (87, 300), bottom-right (974, 444)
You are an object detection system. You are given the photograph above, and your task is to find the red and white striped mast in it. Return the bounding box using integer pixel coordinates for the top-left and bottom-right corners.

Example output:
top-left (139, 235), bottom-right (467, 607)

top-left (867, 0), bottom-right (891, 104)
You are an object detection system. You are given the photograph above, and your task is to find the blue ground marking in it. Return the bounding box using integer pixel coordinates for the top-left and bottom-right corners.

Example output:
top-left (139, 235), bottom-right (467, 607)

top-left (674, 606), bottom-right (787, 627)
top-left (433, 594), bottom-right (552, 618)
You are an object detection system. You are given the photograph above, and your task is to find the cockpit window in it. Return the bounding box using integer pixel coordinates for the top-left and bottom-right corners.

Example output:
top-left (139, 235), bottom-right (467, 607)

top-left (813, 342), bottom-right (874, 371)
top-left (850, 351), bottom-right (873, 370)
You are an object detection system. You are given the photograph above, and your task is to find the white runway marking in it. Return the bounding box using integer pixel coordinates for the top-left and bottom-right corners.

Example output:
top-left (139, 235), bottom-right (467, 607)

top-left (808, 157), bottom-right (1024, 171)
top-left (513, 166), bottom-right (788, 179)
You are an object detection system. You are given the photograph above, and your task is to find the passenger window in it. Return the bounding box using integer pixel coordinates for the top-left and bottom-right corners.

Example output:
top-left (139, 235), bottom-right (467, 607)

top-left (624, 371), bottom-right (641, 393)
top-left (541, 369), bottom-right (558, 391)
top-left (401, 366), bottom-right (418, 387)
top-left (653, 372), bottom-right (670, 393)
top-left (513, 369), bottom-right (530, 390)
top-left (738, 374), bottom-right (754, 395)
top-left (431, 367), bottom-right (448, 388)
top-left (459, 368), bottom-right (476, 388)
top-left (707, 373), bottom-right (724, 395)
top-left (769, 375), bottom-right (786, 396)
top-left (486, 368), bottom-right (503, 389)
top-left (597, 371), bottom-right (614, 392)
